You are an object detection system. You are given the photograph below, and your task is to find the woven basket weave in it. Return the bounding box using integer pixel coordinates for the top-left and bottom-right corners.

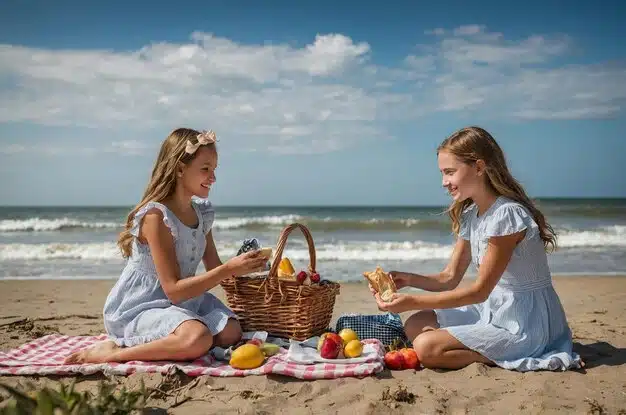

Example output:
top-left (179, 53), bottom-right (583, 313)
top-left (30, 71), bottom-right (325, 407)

top-left (221, 223), bottom-right (340, 340)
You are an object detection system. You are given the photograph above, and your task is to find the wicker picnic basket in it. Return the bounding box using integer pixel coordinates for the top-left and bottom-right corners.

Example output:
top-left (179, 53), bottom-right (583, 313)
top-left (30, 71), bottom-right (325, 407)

top-left (221, 223), bottom-right (340, 341)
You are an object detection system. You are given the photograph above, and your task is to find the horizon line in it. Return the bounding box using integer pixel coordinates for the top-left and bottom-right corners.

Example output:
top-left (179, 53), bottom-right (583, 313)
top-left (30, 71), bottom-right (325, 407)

top-left (1, 196), bottom-right (625, 209)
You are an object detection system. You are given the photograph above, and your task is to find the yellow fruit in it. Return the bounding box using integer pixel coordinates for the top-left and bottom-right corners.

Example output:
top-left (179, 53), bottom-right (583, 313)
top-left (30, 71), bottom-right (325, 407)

top-left (344, 340), bottom-right (363, 358)
top-left (338, 328), bottom-right (359, 345)
top-left (277, 257), bottom-right (296, 278)
top-left (229, 344), bottom-right (265, 369)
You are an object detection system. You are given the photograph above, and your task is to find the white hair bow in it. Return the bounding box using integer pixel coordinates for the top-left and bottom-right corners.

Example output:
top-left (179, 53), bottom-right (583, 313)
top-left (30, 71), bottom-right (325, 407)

top-left (185, 130), bottom-right (216, 155)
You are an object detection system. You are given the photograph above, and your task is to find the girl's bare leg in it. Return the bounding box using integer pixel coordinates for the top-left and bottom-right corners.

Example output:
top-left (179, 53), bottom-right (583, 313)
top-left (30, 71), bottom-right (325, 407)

top-left (403, 310), bottom-right (440, 340)
top-left (212, 318), bottom-right (242, 348)
top-left (404, 310), bottom-right (493, 369)
top-left (64, 320), bottom-right (213, 364)
top-left (412, 329), bottom-right (494, 369)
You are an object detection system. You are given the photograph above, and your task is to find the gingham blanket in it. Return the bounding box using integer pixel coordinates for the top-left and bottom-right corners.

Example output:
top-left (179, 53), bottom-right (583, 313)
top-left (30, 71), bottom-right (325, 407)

top-left (0, 334), bottom-right (385, 380)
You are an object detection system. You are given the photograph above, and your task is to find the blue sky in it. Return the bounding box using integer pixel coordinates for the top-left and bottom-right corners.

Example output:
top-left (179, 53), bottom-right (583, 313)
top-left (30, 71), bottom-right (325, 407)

top-left (1, 0), bottom-right (625, 206)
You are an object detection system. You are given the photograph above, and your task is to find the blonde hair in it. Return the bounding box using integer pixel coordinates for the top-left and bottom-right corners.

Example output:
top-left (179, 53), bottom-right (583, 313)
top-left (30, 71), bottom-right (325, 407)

top-left (438, 126), bottom-right (557, 252)
top-left (117, 127), bottom-right (217, 258)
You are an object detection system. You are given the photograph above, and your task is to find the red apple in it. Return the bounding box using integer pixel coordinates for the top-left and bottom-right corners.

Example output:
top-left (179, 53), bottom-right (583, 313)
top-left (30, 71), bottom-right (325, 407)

top-left (296, 271), bottom-right (308, 284)
top-left (384, 350), bottom-right (405, 370)
top-left (326, 332), bottom-right (342, 347)
top-left (399, 348), bottom-right (420, 370)
top-left (317, 332), bottom-right (343, 353)
top-left (310, 272), bottom-right (320, 283)
top-left (319, 336), bottom-right (342, 359)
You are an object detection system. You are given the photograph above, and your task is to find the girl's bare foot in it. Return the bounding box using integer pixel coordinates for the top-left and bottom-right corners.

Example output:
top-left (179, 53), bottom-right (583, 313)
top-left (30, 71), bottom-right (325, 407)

top-left (64, 340), bottom-right (119, 364)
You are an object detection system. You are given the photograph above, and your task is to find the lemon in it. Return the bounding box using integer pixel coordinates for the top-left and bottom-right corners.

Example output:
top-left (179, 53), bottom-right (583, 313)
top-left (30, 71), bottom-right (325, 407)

top-left (229, 344), bottom-right (265, 369)
top-left (338, 328), bottom-right (359, 345)
top-left (344, 339), bottom-right (363, 358)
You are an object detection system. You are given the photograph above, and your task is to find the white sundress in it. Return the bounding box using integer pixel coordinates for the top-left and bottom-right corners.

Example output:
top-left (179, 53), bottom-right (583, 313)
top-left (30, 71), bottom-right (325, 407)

top-left (434, 196), bottom-right (582, 371)
top-left (103, 198), bottom-right (237, 347)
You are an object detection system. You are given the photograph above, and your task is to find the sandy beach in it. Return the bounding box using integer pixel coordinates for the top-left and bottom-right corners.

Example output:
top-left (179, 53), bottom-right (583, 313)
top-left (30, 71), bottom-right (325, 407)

top-left (1, 276), bottom-right (625, 414)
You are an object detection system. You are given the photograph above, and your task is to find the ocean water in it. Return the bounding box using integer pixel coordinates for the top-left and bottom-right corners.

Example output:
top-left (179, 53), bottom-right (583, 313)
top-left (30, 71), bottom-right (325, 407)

top-left (1, 199), bottom-right (625, 281)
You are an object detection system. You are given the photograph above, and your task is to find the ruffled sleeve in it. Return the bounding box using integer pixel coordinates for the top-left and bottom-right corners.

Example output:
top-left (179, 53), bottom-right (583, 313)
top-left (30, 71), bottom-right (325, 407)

top-left (130, 202), bottom-right (177, 240)
top-left (484, 203), bottom-right (537, 238)
top-left (193, 197), bottom-right (216, 235)
top-left (459, 205), bottom-right (475, 240)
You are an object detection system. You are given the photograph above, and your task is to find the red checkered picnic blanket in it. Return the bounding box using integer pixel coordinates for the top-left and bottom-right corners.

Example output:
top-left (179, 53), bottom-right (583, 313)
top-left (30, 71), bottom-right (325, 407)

top-left (0, 335), bottom-right (385, 380)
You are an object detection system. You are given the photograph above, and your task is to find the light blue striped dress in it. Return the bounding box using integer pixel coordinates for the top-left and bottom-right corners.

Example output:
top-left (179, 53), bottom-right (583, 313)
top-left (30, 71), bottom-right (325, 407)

top-left (103, 198), bottom-right (236, 347)
top-left (434, 196), bottom-right (582, 371)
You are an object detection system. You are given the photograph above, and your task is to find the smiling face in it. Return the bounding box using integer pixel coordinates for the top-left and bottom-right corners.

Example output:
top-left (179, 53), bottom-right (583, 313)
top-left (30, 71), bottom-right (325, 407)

top-left (179, 145), bottom-right (217, 198)
top-left (438, 150), bottom-right (484, 203)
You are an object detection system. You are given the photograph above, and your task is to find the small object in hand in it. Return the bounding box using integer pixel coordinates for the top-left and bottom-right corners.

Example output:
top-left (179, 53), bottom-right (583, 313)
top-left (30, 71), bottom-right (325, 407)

top-left (237, 238), bottom-right (260, 255)
top-left (237, 238), bottom-right (271, 270)
top-left (363, 266), bottom-right (397, 302)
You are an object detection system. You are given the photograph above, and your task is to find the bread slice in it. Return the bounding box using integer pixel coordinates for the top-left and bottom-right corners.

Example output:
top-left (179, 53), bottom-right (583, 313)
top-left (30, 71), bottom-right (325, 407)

top-left (363, 266), bottom-right (397, 302)
top-left (259, 247), bottom-right (273, 259)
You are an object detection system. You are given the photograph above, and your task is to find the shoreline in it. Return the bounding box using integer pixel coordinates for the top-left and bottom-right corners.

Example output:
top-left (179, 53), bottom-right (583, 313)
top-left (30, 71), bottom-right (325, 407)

top-left (1, 276), bottom-right (625, 413)
top-left (1, 272), bottom-right (626, 281)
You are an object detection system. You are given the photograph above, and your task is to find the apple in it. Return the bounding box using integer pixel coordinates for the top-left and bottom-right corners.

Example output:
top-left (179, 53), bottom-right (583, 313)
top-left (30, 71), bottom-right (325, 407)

top-left (296, 271), bottom-right (308, 284)
top-left (399, 348), bottom-right (420, 370)
top-left (310, 272), bottom-right (321, 283)
top-left (317, 331), bottom-right (343, 359)
top-left (384, 350), bottom-right (405, 370)
top-left (319, 336), bottom-right (342, 359)
top-left (317, 332), bottom-right (343, 352)
top-left (326, 333), bottom-right (342, 348)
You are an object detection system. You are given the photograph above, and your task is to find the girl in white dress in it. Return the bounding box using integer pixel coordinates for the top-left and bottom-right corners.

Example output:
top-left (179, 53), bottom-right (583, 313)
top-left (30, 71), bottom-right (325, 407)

top-left (371, 126), bottom-right (582, 372)
top-left (65, 128), bottom-right (268, 364)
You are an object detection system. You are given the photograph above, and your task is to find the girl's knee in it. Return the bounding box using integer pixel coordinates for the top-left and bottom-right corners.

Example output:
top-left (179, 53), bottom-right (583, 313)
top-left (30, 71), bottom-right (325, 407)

top-left (182, 333), bottom-right (213, 359)
top-left (215, 319), bottom-right (242, 347)
top-left (175, 320), bottom-right (213, 358)
top-left (412, 331), bottom-right (444, 363)
top-left (404, 310), bottom-right (438, 341)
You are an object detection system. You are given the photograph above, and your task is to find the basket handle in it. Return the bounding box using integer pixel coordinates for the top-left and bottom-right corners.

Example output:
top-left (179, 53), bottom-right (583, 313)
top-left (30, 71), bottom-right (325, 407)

top-left (268, 223), bottom-right (316, 283)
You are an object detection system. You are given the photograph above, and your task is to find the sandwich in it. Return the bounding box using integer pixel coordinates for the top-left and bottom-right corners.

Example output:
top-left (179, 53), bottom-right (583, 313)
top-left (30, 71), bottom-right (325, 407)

top-left (259, 247), bottom-right (273, 259)
top-left (363, 266), bottom-right (397, 302)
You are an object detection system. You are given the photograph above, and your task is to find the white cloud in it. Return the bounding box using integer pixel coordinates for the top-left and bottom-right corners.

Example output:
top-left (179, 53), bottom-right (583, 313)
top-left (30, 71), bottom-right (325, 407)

top-left (0, 27), bottom-right (624, 155)
top-left (407, 26), bottom-right (626, 118)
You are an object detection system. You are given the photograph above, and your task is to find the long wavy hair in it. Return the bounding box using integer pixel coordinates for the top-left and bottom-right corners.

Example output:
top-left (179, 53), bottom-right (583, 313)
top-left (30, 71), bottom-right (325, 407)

top-left (117, 128), bottom-right (216, 258)
top-left (438, 126), bottom-right (557, 252)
